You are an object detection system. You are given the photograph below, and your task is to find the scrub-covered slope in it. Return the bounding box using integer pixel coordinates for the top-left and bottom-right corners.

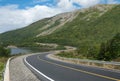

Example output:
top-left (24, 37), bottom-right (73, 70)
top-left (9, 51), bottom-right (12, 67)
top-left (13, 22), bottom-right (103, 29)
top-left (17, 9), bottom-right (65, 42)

top-left (0, 4), bottom-right (120, 55)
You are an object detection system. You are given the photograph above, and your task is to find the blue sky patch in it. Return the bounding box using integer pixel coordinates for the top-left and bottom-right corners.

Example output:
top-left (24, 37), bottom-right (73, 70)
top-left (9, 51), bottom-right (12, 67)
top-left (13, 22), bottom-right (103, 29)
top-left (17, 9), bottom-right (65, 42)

top-left (0, 0), bottom-right (58, 9)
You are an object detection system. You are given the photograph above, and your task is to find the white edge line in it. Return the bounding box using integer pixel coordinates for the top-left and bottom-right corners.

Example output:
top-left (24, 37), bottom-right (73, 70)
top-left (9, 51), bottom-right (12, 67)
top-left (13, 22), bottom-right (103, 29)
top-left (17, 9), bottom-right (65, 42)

top-left (24, 57), bottom-right (54, 81)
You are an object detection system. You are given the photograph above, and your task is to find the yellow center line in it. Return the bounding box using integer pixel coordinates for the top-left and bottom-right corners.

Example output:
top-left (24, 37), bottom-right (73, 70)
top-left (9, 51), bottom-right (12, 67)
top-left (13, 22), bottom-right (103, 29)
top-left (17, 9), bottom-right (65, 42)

top-left (37, 56), bottom-right (120, 81)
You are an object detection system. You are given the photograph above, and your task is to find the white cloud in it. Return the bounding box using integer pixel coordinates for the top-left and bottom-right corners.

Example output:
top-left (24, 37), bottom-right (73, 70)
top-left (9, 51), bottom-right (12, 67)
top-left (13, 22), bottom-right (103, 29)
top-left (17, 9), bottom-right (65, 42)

top-left (0, 5), bottom-right (61, 33)
top-left (57, 0), bottom-right (76, 11)
top-left (0, 0), bottom-right (118, 33)
top-left (71, 0), bottom-right (101, 7)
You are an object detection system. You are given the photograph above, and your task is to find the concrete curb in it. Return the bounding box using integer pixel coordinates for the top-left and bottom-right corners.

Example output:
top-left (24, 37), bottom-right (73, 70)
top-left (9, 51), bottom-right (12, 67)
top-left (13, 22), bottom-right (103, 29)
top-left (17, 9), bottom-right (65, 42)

top-left (3, 58), bottom-right (12, 81)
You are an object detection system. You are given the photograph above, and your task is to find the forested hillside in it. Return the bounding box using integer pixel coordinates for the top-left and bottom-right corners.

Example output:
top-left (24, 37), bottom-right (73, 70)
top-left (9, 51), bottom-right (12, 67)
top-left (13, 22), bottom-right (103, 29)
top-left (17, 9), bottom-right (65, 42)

top-left (0, 4), bottom-right (120, 60)
top-left (35, 5), bottom-right (120, 57)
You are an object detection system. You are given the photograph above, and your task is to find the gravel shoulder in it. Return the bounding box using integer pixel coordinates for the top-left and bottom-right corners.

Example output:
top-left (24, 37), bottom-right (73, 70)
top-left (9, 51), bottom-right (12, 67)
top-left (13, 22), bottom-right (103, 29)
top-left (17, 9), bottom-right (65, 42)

top-left (10, 54), bottom-right (40, 81)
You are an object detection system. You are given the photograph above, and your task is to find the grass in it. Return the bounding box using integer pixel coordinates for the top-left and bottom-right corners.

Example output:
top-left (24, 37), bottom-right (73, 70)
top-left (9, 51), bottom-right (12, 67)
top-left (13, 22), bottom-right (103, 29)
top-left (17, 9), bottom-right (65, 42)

top-left (57, 51), bottom-right (96, 60)
top-left (0, 57), bottom-right (9, 80)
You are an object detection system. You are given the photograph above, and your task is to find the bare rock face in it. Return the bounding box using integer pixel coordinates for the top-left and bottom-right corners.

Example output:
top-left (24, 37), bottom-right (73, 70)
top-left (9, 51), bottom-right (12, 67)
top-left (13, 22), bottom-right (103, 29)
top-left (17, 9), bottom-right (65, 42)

top-left (36, 10), bottom-right (79, 37)
top-left (36, 4), bottom-right (115, 37)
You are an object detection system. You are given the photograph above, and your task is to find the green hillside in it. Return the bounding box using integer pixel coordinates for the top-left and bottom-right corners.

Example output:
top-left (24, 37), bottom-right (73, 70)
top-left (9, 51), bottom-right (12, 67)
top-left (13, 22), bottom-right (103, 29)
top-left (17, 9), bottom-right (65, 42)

top-left (0, 18), bottom-right (49, 45)
top-left (0, 4), bottom-right (120, 60)
top-left (35, 5), bottom-right (120, 50)
top-left (35, 4), bottom-right (120, 60)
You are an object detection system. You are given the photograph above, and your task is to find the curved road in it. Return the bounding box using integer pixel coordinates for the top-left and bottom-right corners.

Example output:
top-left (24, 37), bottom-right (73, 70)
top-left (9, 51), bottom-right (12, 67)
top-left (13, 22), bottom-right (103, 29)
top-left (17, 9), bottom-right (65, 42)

top-left (24, 52), bottom-right (120, 81)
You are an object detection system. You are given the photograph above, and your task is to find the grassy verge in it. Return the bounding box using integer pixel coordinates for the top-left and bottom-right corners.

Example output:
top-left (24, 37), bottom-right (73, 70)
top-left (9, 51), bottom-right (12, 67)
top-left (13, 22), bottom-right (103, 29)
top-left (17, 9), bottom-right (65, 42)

top-left (0, 57), bottom-right (9, 80)
top-left (57, 51), bottom-right (89, 59)
top-left (57, 51), bottom-right (120, 62)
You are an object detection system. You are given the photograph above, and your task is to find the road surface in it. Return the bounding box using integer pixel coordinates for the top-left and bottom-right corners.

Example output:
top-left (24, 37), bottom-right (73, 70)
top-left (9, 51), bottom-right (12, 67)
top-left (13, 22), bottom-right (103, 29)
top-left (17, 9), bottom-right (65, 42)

top-left (24, 52), bottom-right (120, 81)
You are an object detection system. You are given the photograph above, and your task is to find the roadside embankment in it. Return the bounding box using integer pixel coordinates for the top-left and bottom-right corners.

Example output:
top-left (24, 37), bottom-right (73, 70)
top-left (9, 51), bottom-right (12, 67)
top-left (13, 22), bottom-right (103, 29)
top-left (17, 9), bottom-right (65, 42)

top-left (0, 57), bottom-right (9, 81)
top-left (3, 58), bottom-right (12, 81)
top-left (48, 51), bottom-right (120, 71)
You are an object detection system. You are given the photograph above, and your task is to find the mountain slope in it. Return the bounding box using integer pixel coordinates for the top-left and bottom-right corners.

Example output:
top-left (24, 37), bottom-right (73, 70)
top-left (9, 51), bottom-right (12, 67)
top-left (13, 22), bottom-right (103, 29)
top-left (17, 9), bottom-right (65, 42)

top-left (0, 9), bottom-right (79, 45)
top-left (0, 4), bottom-right (120, 55)
top-left (35, 4), bottom-right (120, 46)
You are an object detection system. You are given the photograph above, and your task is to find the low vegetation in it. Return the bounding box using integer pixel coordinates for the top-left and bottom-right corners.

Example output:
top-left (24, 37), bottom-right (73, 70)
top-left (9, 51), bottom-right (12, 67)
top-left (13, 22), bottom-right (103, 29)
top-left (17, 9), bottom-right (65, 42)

top-left (57, 33), bottom-right (120, 61)
top-left (0, 57), bottom-right (9, 80)
top-left (0, 46), bottom-right (10, 57)
top-left (0, 45), bottom-right (10, 80)
top-left (0, 5), bottom-right (120, 61)
top-left (35, 5), bottom-right (120, 61)
top-left (98, 33), bottom-right (120, 61)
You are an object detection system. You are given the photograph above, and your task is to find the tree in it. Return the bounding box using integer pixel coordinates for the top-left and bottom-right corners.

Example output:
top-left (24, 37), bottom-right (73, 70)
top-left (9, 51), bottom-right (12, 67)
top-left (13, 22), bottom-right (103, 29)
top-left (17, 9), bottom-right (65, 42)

top-left (0, 46), bottom-right (10, 57)
top-left (97, 42), bottom-right (106, 60)
top-left (109, 33), bottom-right (120, 57)
top-left (98, 33), bottom-right (120, 61)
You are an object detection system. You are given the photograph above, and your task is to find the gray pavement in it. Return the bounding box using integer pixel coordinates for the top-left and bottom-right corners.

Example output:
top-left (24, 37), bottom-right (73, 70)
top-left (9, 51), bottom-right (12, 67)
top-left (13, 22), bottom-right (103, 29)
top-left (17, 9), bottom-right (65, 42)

top-left (10, 55), bottom-right (40, 81)
top-left (26, 53), bottom-right (120, 81)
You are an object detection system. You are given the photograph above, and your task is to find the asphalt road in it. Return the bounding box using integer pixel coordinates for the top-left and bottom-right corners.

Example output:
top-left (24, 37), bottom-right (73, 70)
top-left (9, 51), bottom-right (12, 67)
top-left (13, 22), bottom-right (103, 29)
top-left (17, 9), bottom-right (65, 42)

top-left (25, 52), bottom-right (120, 81)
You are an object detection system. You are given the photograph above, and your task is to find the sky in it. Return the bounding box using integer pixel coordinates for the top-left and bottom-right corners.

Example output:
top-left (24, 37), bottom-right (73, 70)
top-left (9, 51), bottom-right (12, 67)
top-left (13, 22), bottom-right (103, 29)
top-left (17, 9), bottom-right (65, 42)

top-left (0, 0), bottom-right (120, 33)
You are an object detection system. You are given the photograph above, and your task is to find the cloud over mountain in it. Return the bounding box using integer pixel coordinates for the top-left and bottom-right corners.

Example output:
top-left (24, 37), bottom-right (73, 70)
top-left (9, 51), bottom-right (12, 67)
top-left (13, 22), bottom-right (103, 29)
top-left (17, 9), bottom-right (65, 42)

top-left (0, 0), bottom-right (119, 33)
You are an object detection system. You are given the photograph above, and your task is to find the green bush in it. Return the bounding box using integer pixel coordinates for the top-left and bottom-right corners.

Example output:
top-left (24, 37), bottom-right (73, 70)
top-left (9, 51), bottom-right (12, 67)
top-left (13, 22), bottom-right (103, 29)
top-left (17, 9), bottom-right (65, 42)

top-left (0, 46), bottom-right (10, 57)
top-left (98, 33), bottom-right (120, 61)
top-left (56, 45), bottom-right (66, 50)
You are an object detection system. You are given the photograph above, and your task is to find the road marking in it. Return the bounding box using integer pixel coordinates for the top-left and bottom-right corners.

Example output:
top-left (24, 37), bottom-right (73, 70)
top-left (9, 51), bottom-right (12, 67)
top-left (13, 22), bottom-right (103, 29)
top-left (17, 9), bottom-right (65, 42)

top-left (37, 56), bottom-right (120, 81)
top-left (24, 57), bottom-right (54, 81)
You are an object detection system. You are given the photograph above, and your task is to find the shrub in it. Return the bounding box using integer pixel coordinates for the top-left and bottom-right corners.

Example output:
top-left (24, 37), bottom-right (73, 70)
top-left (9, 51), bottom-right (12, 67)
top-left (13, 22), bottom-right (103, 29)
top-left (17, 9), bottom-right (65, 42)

top-left (98, 33), bottom-right (120, 61)
top-left (0, 46), bottom-right (10, 57)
